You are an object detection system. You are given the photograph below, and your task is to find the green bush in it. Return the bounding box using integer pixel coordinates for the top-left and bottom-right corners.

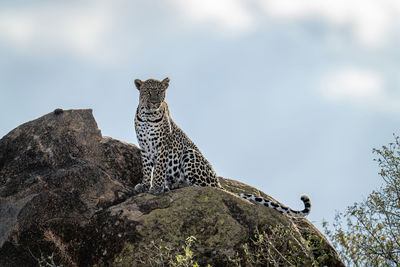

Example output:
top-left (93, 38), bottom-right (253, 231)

top-left (323, 135), bottom-right (400, 266)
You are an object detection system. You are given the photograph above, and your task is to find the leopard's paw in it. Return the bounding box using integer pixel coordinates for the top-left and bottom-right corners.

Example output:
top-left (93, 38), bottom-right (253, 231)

top-left (149, 185), bottom-right (165, 195)
top-left (134, 183), bottom-right (148, 193)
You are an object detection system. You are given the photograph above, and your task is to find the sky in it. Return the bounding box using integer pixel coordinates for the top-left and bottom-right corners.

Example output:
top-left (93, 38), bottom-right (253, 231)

top-left (1, 0), bottom-right (400, 230)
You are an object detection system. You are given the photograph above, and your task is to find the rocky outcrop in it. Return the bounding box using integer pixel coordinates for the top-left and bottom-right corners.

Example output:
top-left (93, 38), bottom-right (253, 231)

top-left (0, 109), bottom-right (344, 266)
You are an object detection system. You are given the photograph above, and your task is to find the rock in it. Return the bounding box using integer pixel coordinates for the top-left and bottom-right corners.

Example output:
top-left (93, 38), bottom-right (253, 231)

top-left (0, 109), bottom-right (344, 266)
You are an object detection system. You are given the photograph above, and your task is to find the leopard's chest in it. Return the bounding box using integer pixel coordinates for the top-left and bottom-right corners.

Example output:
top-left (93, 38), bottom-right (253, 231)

top-left (137, 122), bottom-right (165, 156)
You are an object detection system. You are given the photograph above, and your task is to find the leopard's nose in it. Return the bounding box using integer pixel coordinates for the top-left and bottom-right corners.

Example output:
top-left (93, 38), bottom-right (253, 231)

top-left (149, 95), bottom-right (159, 103)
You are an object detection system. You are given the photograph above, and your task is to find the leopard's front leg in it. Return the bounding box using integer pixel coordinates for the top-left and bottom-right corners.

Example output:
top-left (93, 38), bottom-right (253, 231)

top-left (148, 149), bottom-right (169, 194)
top-left (134, 150), bottom-right (152, 193)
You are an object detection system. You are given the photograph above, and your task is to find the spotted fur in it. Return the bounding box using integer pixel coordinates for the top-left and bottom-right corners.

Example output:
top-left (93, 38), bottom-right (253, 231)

top-left (239, 194), bottom-right (311, 217)
top-left (134, 78), bottom-right (311, 217)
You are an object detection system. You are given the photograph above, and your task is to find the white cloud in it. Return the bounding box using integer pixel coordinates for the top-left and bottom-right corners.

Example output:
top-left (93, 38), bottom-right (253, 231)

top-left (0, 0), bottom-right (255, 63)
top-left (318, 67), bottom-right (400, 113)
top-left (0, 0), bottom-right (399, 64)
top-left (172, 0), bottom-right (253, 35)
top-left (0, 15), bottom-right (34, 45)
top-left (258, 0), bottom-right (400, 47)
top-left (170, 0), bottom-right (400, 46)
top-left (320, 68), bottom-right (382, 101)
top-left (0, 1), bottom-right (118, 63)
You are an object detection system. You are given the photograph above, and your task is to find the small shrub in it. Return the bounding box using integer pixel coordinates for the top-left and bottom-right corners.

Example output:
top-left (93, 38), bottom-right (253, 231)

top-left (229, 225), bottom-right (330, 266)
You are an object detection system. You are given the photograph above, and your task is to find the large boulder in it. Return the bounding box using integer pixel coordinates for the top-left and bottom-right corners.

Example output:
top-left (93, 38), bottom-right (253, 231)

top-left (0, 109), bottom-right (344, 266)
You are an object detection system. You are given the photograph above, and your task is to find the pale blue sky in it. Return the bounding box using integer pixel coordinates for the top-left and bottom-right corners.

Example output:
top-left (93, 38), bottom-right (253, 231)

top-left (1, 0), bottom-right (400, 228)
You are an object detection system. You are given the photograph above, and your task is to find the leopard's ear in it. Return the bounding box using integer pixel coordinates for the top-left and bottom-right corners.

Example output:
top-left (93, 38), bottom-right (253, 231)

top-left (134, 79), bottom-right (143, 90)
top-left (162, 77), bottom-right (170, 89)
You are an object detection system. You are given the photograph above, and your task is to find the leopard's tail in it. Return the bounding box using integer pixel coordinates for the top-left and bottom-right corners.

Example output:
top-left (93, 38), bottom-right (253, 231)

top-left (239, 193), bottom-right (311, 217)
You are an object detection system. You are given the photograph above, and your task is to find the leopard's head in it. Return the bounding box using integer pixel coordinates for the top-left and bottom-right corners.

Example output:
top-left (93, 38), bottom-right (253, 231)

top-left (135, 77), bottom-right (170, 110)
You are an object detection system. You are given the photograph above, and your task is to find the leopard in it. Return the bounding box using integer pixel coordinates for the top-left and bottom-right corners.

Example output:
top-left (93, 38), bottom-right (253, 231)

top-left (133, 77), bottom-right (311, 217)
